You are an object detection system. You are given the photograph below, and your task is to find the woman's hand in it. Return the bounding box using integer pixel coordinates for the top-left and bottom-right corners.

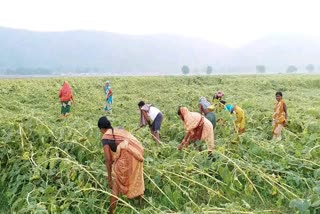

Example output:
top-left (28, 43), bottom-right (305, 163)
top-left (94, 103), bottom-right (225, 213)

top-left (178, 140), bottom-right (190, 150)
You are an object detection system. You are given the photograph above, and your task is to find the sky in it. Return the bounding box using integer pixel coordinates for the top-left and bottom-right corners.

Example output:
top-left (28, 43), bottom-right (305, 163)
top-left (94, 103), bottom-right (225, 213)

top-left (0, 0), bottom-right (319, 48)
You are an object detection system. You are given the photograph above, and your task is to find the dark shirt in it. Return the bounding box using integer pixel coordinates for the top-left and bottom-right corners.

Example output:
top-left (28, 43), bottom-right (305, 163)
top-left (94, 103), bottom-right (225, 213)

top-left (101, 139), bottom-right (117, 152)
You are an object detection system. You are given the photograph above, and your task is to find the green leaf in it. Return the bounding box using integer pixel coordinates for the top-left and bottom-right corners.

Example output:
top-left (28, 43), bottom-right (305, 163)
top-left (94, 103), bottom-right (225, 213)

top-left (289, 199), bottom-right (310, 212)
top-left (314, 186), bottom-right (320, 195)
top-left (314, 168), bottom-right (320, 179)
top-left (164, 185), bottom-right (171, 195)
top-left (45, 185), bottom-right (56, 196)
top-left (311, 199), bottom-right (320, 208)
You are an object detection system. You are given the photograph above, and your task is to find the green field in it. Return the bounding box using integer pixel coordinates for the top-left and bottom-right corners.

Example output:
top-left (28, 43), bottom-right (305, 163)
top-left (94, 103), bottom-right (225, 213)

top-left (0, 75), bottom-right (319, 213)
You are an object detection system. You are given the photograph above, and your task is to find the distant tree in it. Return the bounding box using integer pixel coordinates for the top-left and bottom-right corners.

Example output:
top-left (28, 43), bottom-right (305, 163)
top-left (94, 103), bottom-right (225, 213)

top-left (256, 65), bottom-right (266, 73)
top-left (286, 65), bottom-right (298, 73)
top-left (181, 65), bottom-right (190, 75)
top-left (206, 66), bottom-right (213, 75)
top-left (306, 64), bottom-right (315, 73)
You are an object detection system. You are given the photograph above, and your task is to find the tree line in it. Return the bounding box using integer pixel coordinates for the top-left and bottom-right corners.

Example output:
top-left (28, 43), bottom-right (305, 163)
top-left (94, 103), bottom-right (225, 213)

top-left (255, 64), bottom-right (316, 74)
top-left (181, 64), bottom-right (318, 75)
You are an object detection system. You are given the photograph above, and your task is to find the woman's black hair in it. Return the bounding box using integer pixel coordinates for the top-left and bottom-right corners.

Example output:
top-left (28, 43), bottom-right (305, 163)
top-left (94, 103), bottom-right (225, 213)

top-left (275, 91), bottom-right (283, 97)
top-left (213, 95), bottom-right (220, 100)
top-left (138, 101), bottom-right (145, 107)
top-left (219, 100), bottom-right (226, 105)
top-left (98, 116), bottom-right (112, 129)
top-left (98, 116), bottom-right (115, 139)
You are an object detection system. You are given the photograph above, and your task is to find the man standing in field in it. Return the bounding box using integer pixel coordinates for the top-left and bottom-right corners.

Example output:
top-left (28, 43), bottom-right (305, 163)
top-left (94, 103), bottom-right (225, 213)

top-left (138, 101), bottom-right (163, 144)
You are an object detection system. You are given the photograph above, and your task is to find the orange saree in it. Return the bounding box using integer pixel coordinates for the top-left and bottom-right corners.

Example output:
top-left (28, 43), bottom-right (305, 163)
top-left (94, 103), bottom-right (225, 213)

top-left (102, 128), bottom-right (144, 199)
top-left (180, 107), bottom-right (214, 151)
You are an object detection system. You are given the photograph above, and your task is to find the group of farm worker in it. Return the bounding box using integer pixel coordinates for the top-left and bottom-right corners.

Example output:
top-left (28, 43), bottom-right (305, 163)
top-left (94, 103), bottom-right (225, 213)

top-left (58, 80), bottom-right (288, 213)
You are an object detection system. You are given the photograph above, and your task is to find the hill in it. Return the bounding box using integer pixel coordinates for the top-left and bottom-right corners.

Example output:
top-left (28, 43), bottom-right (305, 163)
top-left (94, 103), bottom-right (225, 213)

top-left (1, 27), bottom-right (320, 75)
top-left (227, 34), bottom-right (320, 73)
top-left (0, 27), bottom-right (230, 75)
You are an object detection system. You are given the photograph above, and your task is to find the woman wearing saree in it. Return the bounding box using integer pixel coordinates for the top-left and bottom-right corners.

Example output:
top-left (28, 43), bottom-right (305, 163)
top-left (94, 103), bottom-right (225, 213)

top-left (177, 107), bottom-right (214, 153)
top-left (59, 81), bottom-right (74, 117)
top-left (98, 116), bottom-right (144, 214)
top-left (224, 104), bottom-right (245, 134)
top-left (212, 91), bottom-right (225, 113)
top-left (104, 81), bottom-right (113, 112)
top-left (272, 91), bottom-right (288, 140)
top-left (213, 91), bottom-right (224, 101)
top-left (198, 97), bottom-right (216, 129)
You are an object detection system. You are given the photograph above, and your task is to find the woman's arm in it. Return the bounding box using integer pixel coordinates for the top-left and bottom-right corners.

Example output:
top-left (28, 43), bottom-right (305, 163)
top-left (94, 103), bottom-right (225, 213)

top-left (184, 131), bottom-right (192, 143)
top-left (178, 131), bottom-right (192, 150)
top-left (103, 145), bottom-right (113, 188)
top-left (283, 102), bottom-right (288, 126)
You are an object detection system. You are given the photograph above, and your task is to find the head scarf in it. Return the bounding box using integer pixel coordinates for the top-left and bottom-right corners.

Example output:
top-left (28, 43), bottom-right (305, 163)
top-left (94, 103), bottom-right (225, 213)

top-left (179, 107), bottom-right (203, 131)
top-left (215, 91), bottom-right (224, 99)
top-left (59, 81), bottom-right (73, 101)
top-left (60, 81), bottom-right (71, 94)
top-left (199, 97), bottom-right (211, 110)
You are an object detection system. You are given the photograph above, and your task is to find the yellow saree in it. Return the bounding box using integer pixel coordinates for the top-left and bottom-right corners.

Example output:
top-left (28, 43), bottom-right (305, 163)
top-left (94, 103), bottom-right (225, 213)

top-left (234, 106), bottom-right (245, 134)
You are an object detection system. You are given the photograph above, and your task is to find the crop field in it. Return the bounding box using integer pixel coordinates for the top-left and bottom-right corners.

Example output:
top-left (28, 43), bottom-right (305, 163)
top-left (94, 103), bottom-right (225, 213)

top-left (0, 74), bottom-right (319, 213)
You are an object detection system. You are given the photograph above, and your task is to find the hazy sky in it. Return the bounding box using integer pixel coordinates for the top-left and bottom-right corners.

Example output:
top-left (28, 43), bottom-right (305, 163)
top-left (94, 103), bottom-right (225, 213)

top-left (0, 0), bottom-right (319, 47)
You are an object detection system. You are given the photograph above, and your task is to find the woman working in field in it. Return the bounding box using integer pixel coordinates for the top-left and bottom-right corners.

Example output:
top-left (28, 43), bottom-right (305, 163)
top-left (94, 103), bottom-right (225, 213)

top-left (177, 107), bottom-right (214, 153)
top-left (59, 81), bottom-right (74, 117)
top-left (104, 81), bottom-right (113, 112)
top-left (272, 91), bottom-right (288, 140)
top-left (213, 91), bottom-right (224, 101)
top-left (98, 116), bottom-right (144, 214)
top-left (138, 101), bottom-right (163, 144)
top-left (198, 97), bottom-right (216, 129)
top-left (212, 91), bottom-right (225, 112)
top-left (224, 103), bottom-right (245, 134)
